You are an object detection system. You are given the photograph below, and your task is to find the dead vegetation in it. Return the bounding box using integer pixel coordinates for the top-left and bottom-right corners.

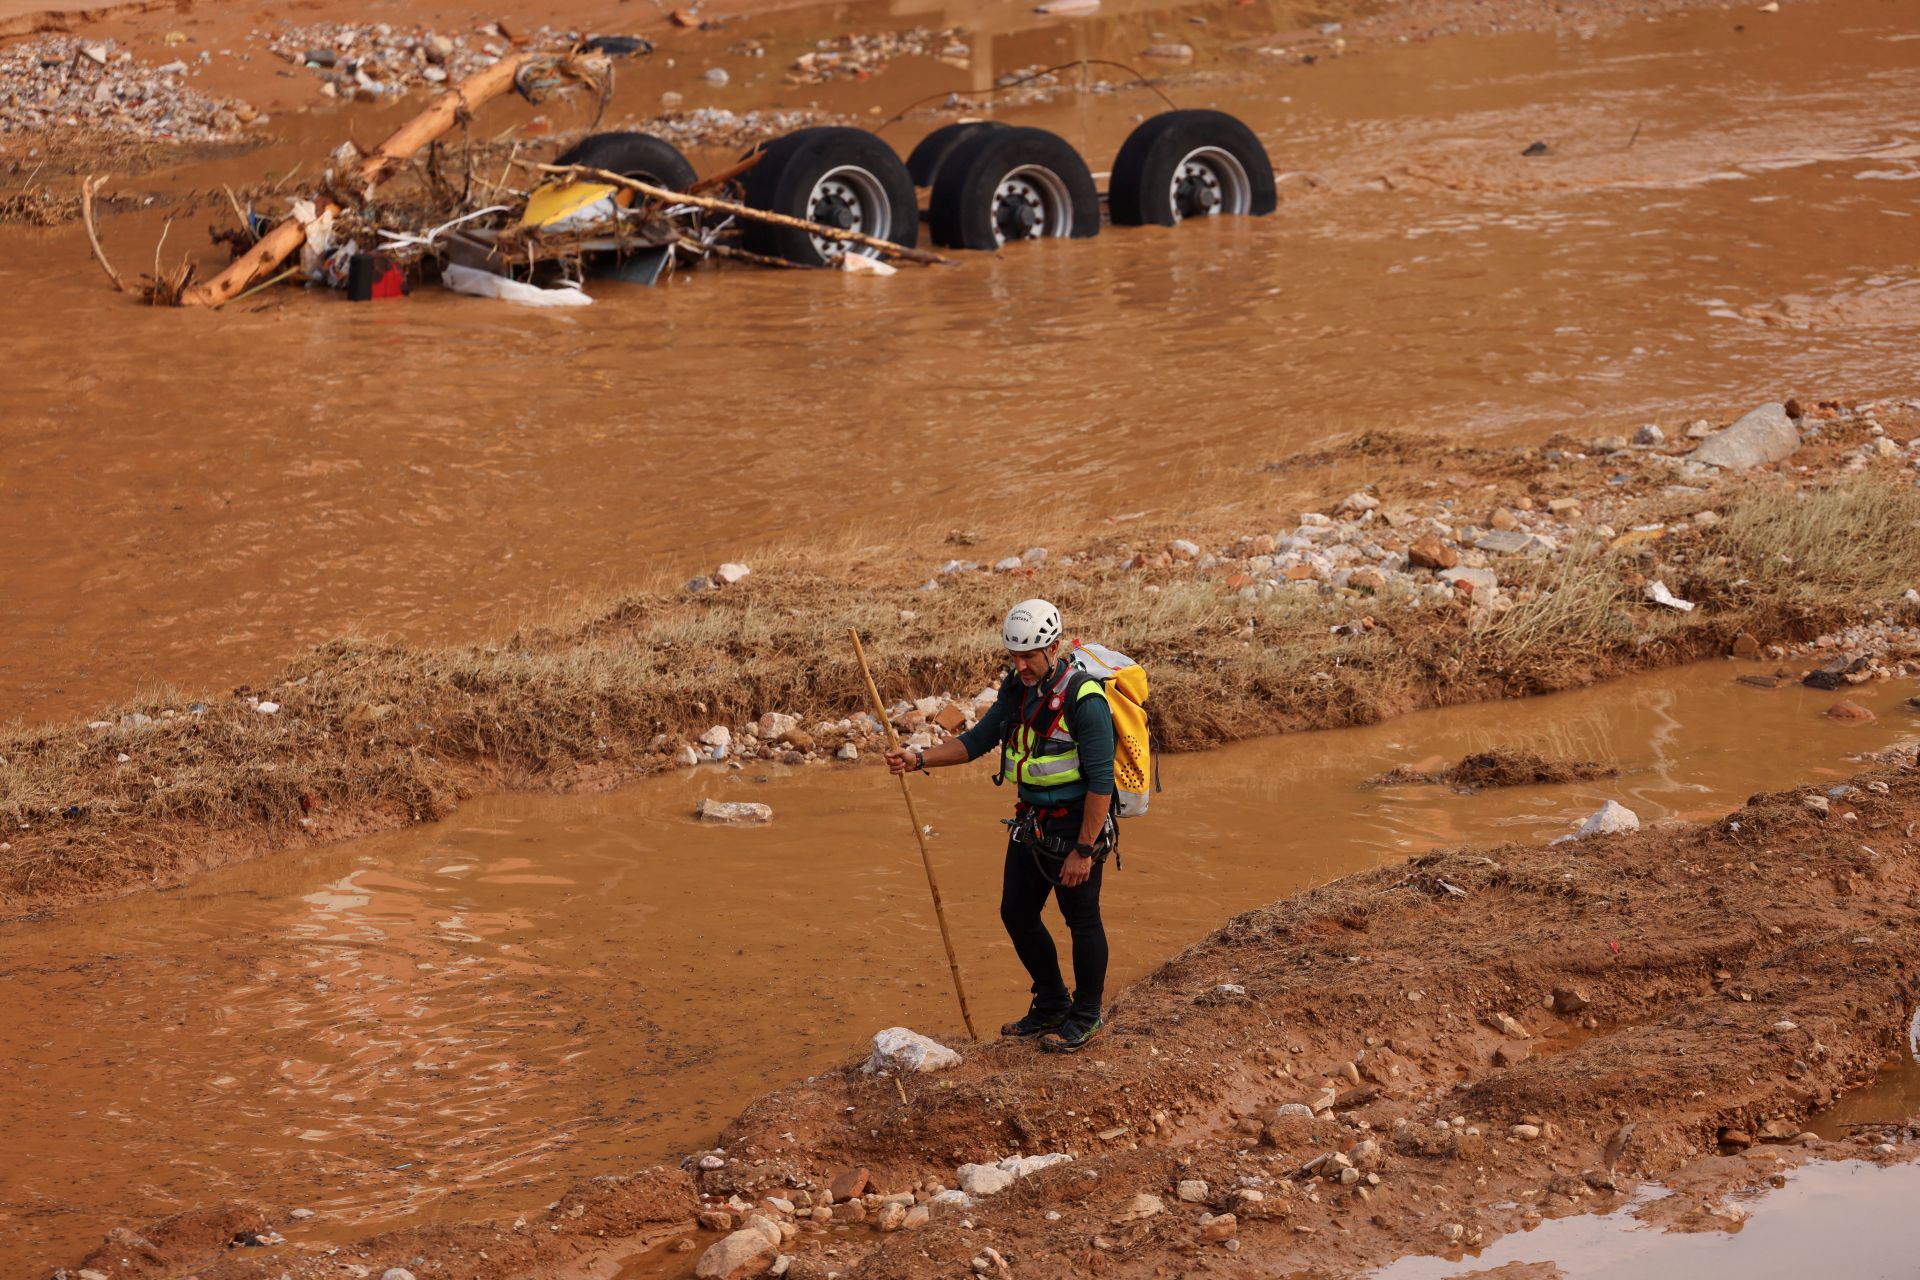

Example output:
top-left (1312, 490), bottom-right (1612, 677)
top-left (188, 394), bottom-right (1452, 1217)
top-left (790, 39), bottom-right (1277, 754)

top-left (1366, 747), bottom-right (1621, 791)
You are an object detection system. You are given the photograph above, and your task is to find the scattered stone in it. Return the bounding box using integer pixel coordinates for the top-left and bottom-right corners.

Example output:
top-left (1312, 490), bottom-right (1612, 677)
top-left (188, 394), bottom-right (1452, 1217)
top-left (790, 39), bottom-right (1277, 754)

top-left (828, 1167), bottom-right (871, 1201)
top-left (703, 66), bottom-right (730, 85)
top-left (1634, 424), bottom-right (1666, 445)
top-left (1338, 490), bottom-right (1381, 514)
top-left (1720, 1129), bottom-right (1754, 1151)
top-left (289, 1208), bottom-right (316, 1220)
top-left (715, 561), bottom-right (751, 584)
top-left (1551, 986), bottom-right (1590, 1015)
top-left (1732, 632), bottom-right (1762, 658)
top-left (1113, 1193), bottom-right (1164, 1223)
top-left (958, 1164), bottom-right (1016, 1197)
top-left (1546, 497), bottom-right (1581, 515)
top-left (835, 743), bottom-right (859, 761)
top-left (1824, 699), bottom-right (1875, 722)
top-left (1408, 534), bottom-right (1457, 571)
top-left (696, 798), bottom-right (772, 824)
top-left (1687, 403), bottom-right (1800, 470)
top-left (1177, 1179), bottom-right (1209, 1203)
top-left (697, 1210), bottom-right (734, 1231)
top-left (255, 701), bottom-right (281, 714)
top-left (1575, 800), bottom-right (1639, 839)
top-left (1510, 1123), bottom-right (1542, 1141)
top-left (1803, 794), bottom-right (1830, 816)
top-left (694, 1228), bottom-right (778, 1279)
top-left (1493, 1042), bottom-right (1531, 1068)
top-left (876, 1201), bottom-right (908, 1231)
top-left (1199, 1211), bottom-right (1237, 1241)
top-left (864, 1027), bottom-right (960, 1073)
top-left (1440, 566), bottom-right (1499, 595)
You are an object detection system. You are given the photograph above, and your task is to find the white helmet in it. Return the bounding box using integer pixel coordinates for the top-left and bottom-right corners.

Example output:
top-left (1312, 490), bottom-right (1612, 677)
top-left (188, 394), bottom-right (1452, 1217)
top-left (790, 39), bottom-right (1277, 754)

top-left (1002, 599), bottom-right (1063, 652)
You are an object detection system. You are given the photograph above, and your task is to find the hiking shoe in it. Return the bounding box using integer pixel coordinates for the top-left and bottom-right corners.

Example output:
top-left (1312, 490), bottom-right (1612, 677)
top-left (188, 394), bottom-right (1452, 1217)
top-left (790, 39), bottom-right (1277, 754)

top-left (1038, 1013), bottom-right (1104, 1054)
top-left (1000, 1005), bottom-right (1069, 1039)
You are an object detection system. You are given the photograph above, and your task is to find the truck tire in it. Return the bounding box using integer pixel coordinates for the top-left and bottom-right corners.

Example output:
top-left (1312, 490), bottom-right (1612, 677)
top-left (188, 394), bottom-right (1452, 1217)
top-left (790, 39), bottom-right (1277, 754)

top-left (905, 121), bottom-right (1008, 188)
top-left (927, 126), bottom-right (1100, 250)
top-left (1108, 110), bottom-right (1277, 227)
top-left (740, 127), bottom-right (919, 266)
top-left (555, 131), bottom-right (698, 192)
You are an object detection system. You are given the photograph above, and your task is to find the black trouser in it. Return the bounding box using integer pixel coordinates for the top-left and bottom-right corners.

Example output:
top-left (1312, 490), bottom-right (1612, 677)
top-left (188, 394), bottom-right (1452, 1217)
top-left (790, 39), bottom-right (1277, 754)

top-left (1000, 803), bottom-right (1108, 1020)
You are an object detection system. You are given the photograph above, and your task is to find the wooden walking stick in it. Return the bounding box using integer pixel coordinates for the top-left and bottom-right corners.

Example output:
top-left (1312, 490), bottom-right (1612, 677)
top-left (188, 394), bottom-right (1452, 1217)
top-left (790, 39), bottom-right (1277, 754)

top-left (849, 628), bottom-right (979, 1040)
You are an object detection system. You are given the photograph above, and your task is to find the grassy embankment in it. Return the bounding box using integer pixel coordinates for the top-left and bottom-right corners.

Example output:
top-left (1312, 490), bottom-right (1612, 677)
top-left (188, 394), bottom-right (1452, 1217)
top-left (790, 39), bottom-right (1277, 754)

top-left (2, 435), bottom-right (1917, 915)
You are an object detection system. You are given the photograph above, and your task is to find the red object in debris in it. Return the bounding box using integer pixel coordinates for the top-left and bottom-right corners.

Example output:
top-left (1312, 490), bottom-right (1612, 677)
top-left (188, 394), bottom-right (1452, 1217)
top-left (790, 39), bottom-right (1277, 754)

top-left (347, 253), bottom-right (407, 302)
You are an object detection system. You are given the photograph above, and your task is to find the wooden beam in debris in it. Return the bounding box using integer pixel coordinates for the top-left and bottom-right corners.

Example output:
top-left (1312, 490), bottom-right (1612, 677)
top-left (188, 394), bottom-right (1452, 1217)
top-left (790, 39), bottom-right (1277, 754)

top-left (180, 53), bottom-right (536, 308)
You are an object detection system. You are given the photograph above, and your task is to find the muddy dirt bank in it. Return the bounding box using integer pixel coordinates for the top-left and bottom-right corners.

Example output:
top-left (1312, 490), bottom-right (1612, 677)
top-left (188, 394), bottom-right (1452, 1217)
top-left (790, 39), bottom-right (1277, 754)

top-left (53, 743), bottom-right (1920, 1280)
top-left (4, 399), bottom-right (1917, 921)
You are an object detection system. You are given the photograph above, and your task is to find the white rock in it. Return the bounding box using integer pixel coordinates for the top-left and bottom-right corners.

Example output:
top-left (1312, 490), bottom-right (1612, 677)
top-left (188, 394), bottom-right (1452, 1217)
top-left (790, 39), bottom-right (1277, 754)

top-left (1576, 801), bottom-right (1640, 838)
top-left (742, 1214), bottom-right (782, 1245)
top-left (840, 252), bottom-right (897, 276)
top-left (697, 799), bottom-right (772, 825)
top-left (703, 66), bottom-right (730, 85)
top-left (1634, 424), bottom-right (1666, 445)
top-left (1686, 403), bottom-right (1800, 470)
top-left (675, 744), bottom-right (701, 767)
top-left (957, 1163), bottom-right (1016, 1196)
top-left (715, 562), bottom-right (751, 584)
top-left (994, 555), bottom-right (1023, 572)
top-left (1338, 491), bottom-right (1380, 513)
top-left (1113, 1193), bottom-right (1164, 1222)
top-left (694, 1228), bottom-right (778, 1279)
top-left (1177, 1179), bottom-right (1209, 1202)
top-left (864, 1027), bottom-right (961, 1074)
top-left (758, 712), bottom-right (799, 738)
top-left (380, 1271), bottom-right (417, 1280)
top-left (1169, 538), bottom-right (1201, 558)
top-left (699, 725), bottom-right (733, 748)
top-left (256, 701), bottom-right (281, 714)
top-left (836, 743), bottom-right (859, 761)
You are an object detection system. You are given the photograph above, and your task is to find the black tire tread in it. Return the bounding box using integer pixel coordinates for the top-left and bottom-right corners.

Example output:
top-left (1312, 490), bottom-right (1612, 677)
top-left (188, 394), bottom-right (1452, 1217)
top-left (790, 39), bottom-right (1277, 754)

top-left (1108, 109), bottom-right (1277, 227)
top-left (555, 131), bottom-right (698, 191)
top-left (927, 126), bottom-right (1100, 251)
top-left (739, 126), bottom-right (919, 266)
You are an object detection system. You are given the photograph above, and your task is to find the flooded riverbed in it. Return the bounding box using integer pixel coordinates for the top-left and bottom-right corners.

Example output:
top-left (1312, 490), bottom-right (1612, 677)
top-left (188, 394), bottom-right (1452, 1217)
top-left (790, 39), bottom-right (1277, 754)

top-left (4, 0), bottom-right (1919, 719)
top-left (2, 660), bottom-right (1914, 1270)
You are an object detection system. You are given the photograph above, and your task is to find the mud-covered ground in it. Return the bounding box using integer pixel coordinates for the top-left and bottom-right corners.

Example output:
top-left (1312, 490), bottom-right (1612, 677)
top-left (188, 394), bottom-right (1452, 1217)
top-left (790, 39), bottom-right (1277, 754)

top-left (57, 743), bottom-right (1920, 1280)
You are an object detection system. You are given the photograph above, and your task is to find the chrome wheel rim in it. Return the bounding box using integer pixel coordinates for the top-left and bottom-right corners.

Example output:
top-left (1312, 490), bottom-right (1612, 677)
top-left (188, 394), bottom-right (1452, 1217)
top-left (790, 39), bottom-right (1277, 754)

top-left (1168, 146), bottom-right (1252, 220)
top-left (990, 165), bottom-right (1073, 245)
top-left (805, 165), bottom-right (891, 259)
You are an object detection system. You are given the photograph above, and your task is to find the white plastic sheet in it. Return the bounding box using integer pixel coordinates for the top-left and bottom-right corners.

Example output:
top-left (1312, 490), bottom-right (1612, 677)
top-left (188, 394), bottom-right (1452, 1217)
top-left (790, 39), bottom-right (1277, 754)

top-left (441, 263), bottom-right (593, 308)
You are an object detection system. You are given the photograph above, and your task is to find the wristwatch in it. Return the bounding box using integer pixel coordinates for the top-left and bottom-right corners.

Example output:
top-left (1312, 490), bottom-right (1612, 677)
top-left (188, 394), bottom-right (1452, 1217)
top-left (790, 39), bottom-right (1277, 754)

top-left (1073, 842), bottom-right (1095, 858)
top-left (914, 749), bottom-right (927, 772)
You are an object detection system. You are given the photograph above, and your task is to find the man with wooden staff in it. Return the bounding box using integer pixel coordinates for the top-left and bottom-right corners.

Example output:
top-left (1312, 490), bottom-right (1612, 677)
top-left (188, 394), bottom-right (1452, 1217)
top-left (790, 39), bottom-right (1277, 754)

top-left (886, 600), bottom-right (1117, 1054)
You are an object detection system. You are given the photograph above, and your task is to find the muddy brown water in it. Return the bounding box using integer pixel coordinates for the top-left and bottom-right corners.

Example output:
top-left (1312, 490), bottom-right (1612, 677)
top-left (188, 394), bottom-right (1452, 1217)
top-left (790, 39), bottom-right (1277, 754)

top-left (5, 0), bottom-right (1920, 720)
top-left (1, 660), bottom-right (1915, 1270)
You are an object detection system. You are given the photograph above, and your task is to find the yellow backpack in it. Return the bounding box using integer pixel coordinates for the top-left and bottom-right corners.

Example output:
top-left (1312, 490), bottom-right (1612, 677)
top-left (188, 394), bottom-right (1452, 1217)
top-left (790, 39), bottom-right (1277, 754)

top-left (1067, 641), bottom-right (1155, 817)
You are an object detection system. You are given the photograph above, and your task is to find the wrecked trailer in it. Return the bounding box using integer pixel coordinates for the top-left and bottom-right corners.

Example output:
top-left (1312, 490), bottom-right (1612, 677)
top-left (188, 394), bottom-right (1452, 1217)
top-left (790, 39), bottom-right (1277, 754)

top-left (138, 41), bottom-right (1275, 308)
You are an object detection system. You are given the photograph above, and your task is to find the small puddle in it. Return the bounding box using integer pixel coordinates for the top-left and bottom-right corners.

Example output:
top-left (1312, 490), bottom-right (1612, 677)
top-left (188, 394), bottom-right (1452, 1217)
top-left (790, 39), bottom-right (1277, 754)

top-left (1369, 1160), bottom-right (1920, 1279)
top-left (0, 660), bottom-right (1913, 1269)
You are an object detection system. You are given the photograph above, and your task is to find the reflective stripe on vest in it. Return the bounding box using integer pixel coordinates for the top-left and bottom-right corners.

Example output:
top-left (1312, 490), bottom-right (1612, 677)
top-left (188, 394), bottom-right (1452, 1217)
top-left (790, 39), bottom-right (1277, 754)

top-left (1002, 674), bottom-right (1107, 788)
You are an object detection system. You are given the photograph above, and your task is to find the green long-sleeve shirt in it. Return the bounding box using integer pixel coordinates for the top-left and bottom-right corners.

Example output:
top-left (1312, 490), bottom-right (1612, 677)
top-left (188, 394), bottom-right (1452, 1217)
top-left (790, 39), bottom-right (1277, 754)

top-left (957, 664), bottom-right (1115, 804)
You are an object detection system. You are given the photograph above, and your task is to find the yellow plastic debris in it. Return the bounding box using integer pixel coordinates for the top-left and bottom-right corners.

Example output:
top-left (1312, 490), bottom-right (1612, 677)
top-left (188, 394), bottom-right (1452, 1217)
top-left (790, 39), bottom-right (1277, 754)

top-left (520, 180), bottom-right (622, 229)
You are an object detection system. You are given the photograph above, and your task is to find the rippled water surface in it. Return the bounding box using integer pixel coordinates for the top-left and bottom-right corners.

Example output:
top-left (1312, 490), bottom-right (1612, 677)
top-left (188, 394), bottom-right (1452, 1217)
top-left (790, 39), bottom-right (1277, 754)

top-left (3, 0), bottom-right (1918, 718)
top-left (3, 660), bottom-right (1914, 1268)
